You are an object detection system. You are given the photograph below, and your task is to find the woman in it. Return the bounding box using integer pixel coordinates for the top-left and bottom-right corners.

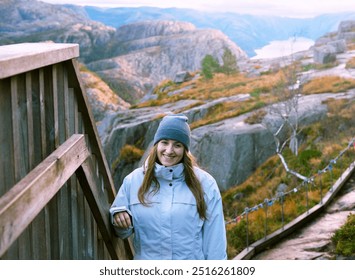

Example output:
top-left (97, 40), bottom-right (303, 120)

top-left (110, 114), bottom-right (227, 260)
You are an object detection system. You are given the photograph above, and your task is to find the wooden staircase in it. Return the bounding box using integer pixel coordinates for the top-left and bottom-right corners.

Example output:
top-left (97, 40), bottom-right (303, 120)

top-left (0, 43), bottom-right (133, 259)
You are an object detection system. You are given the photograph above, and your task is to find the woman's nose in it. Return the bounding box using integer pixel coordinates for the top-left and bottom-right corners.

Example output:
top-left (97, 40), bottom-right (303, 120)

top-left (166, 144), bottom-right (174, 153)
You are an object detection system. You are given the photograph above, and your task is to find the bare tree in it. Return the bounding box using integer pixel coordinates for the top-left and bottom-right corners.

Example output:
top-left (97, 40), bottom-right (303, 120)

top-left (262, 57), bottom-right (310, 182)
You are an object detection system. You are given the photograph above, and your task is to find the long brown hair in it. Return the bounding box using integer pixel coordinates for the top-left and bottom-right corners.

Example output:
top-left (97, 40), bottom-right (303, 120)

top-left (138, 145), bottom-right (207, 220)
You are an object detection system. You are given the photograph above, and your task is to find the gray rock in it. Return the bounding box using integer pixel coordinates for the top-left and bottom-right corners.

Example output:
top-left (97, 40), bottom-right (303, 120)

top-left (314, 44), bottom-right (337, 64)
top-left (174, 71), bottom-right (192, 83)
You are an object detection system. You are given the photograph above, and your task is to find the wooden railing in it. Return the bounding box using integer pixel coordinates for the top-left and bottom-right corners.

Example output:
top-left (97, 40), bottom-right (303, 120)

top-left (0, 43), bottom-right (133, 259)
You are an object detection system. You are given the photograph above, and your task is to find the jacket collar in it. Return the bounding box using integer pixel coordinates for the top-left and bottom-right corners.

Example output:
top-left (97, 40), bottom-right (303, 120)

top-left (154, 162), bottom-right (185, 181)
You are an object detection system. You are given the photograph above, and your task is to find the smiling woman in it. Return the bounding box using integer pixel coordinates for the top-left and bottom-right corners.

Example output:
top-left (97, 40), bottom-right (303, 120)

top-left (109, 114), bottom-right (227, 260)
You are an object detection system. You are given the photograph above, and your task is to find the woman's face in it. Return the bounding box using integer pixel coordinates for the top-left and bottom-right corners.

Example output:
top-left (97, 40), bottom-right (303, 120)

top-left (156, 139), bottom-right (184, 166)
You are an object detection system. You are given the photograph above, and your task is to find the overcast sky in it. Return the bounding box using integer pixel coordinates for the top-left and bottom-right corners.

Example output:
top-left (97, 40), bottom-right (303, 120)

top-left (40, 0), bottom-right (355, 18)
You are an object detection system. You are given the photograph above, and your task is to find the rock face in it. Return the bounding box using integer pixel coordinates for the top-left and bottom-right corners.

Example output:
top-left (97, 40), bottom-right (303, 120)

top-left (337, 20), bottom-right (355, 43)
top-left (190, 118), bottom-right (276, 191)
top-left (87, 20), bottom-right (248, 103)
top-left (313, 20), bottom-right (355, 64)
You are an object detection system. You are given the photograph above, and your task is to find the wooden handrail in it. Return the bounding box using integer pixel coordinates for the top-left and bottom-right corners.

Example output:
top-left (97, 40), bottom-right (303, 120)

top-left (0, 133), bottom-right (133, 259)
top-left (0, 43), bottom-right (79, 79)
top-left (0, 134), bottom-right (89, 256)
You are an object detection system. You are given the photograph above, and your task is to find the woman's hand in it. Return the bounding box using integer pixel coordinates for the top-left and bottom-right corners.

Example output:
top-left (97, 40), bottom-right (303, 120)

top-left (113, 211), bottom-right (132, 228)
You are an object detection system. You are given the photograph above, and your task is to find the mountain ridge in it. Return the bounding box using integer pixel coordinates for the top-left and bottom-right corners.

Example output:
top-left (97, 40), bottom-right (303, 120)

top-left (82, 6), bottom-right (355, 56)
top-left (0, 0), bottom-right (248, 104)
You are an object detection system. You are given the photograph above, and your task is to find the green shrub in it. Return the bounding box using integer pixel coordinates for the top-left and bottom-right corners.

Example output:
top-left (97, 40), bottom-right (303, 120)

top-left (331, 214), bottom-right (355, 257)
top-left (298, 149), bottom-right (322, 166)
top-left (201, 54), bottom-right (220, 79)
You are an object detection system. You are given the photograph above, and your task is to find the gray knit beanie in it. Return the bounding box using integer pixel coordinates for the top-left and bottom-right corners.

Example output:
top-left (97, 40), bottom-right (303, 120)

top-left (153, 114), bottom-right (191, 150)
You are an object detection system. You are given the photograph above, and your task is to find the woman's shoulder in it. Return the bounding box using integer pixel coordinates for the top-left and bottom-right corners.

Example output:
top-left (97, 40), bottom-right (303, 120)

top-left (193, 166), bottom-right (216, 181)
top-left (123, 166), bottom-right (145, 183)
top-left (193, 166), bottom-right (220, 195)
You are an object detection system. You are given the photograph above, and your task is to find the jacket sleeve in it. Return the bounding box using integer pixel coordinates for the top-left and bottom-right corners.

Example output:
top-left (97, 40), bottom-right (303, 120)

top-left (109, 176), bottom-right (134, 239)
top-left (202, 183), bottom-right (227, 260)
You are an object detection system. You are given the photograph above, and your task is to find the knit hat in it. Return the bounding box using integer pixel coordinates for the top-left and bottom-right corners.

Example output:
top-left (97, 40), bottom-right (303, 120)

top-left (153, 114), bottom-right (191, 150)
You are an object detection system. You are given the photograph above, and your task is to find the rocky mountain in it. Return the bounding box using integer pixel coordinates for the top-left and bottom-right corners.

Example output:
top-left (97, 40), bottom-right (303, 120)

top-left (0, 0), bottom-right (248, 105)
top-left (83, 6), bottom-right (355, 57)
top-left (86, 20), bottom-right (248, 103)
top-left (0, 0), bottom-right (116, 62)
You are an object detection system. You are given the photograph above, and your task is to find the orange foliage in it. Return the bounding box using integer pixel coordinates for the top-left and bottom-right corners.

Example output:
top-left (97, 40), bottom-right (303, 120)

top-left (303, 76), bottom-right (355, 94)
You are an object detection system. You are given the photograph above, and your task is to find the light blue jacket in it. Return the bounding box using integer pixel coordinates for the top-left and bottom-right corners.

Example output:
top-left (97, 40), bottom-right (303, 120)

top-left (110, 162), bottom-right (227, 260)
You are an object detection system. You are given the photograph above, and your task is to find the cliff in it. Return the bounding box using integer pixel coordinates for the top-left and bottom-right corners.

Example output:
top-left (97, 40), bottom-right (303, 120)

top-left (87, 20), bottom-right (248, 103)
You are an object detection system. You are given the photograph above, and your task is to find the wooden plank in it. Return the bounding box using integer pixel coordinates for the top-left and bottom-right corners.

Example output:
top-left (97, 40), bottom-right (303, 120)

top-left (39, 69), bottom-right (46, 158)
top-left (63, 67), bottom-right (70, 139)
top-left (0, 77), bottom-right (18, 259)
top-left (0, 134), bottom-right (90, 257)
top-left (24, 72), bottom-right (38, 259)
top-left (44, 66), bottom-right (55, 154)
top-left (0, 43), bottom-right (79, 79)
top-left (67, 87), bottom-right (79, 259)
top-left (0, 78), bottom-right (15, 196)
top-left (76, 157), bottom-right (126, 260)
top-left (76, 176), bottom-right (86, 259)
top-left (43, 65), bottom-right (60, 258)
top-left (55, 63), bottom-right (71, 259)
top-left (16, 73), bottom-right (31, 260)
top-left (11, 76), bottom-right (20, 182)
top-left (26, 72), bottom-right (34, 170)
top-left (52, 65), bottom-right (59, 148)
top-left (34, 68), bottom-right (52, 259)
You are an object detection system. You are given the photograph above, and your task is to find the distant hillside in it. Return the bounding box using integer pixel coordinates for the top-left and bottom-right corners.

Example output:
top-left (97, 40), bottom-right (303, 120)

top-left (0, 0), bottom-right (116, 63)
top-left (2, 1), bottom-right (354, 110)
top-left (81, 6), bottom-right (355, 56)
top-left (0, 0), bottom-right (248, 105)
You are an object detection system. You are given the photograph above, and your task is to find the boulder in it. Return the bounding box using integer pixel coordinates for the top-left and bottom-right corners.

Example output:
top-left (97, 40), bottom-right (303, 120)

top-left (174, 71), bottom-right (193, 83)
top-left (313, 44), bottom-right (337, 64)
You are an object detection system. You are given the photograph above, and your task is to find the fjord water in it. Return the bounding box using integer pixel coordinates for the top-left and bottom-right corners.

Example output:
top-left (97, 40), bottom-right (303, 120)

top-left (251, 37), bottom-right (315, 59)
